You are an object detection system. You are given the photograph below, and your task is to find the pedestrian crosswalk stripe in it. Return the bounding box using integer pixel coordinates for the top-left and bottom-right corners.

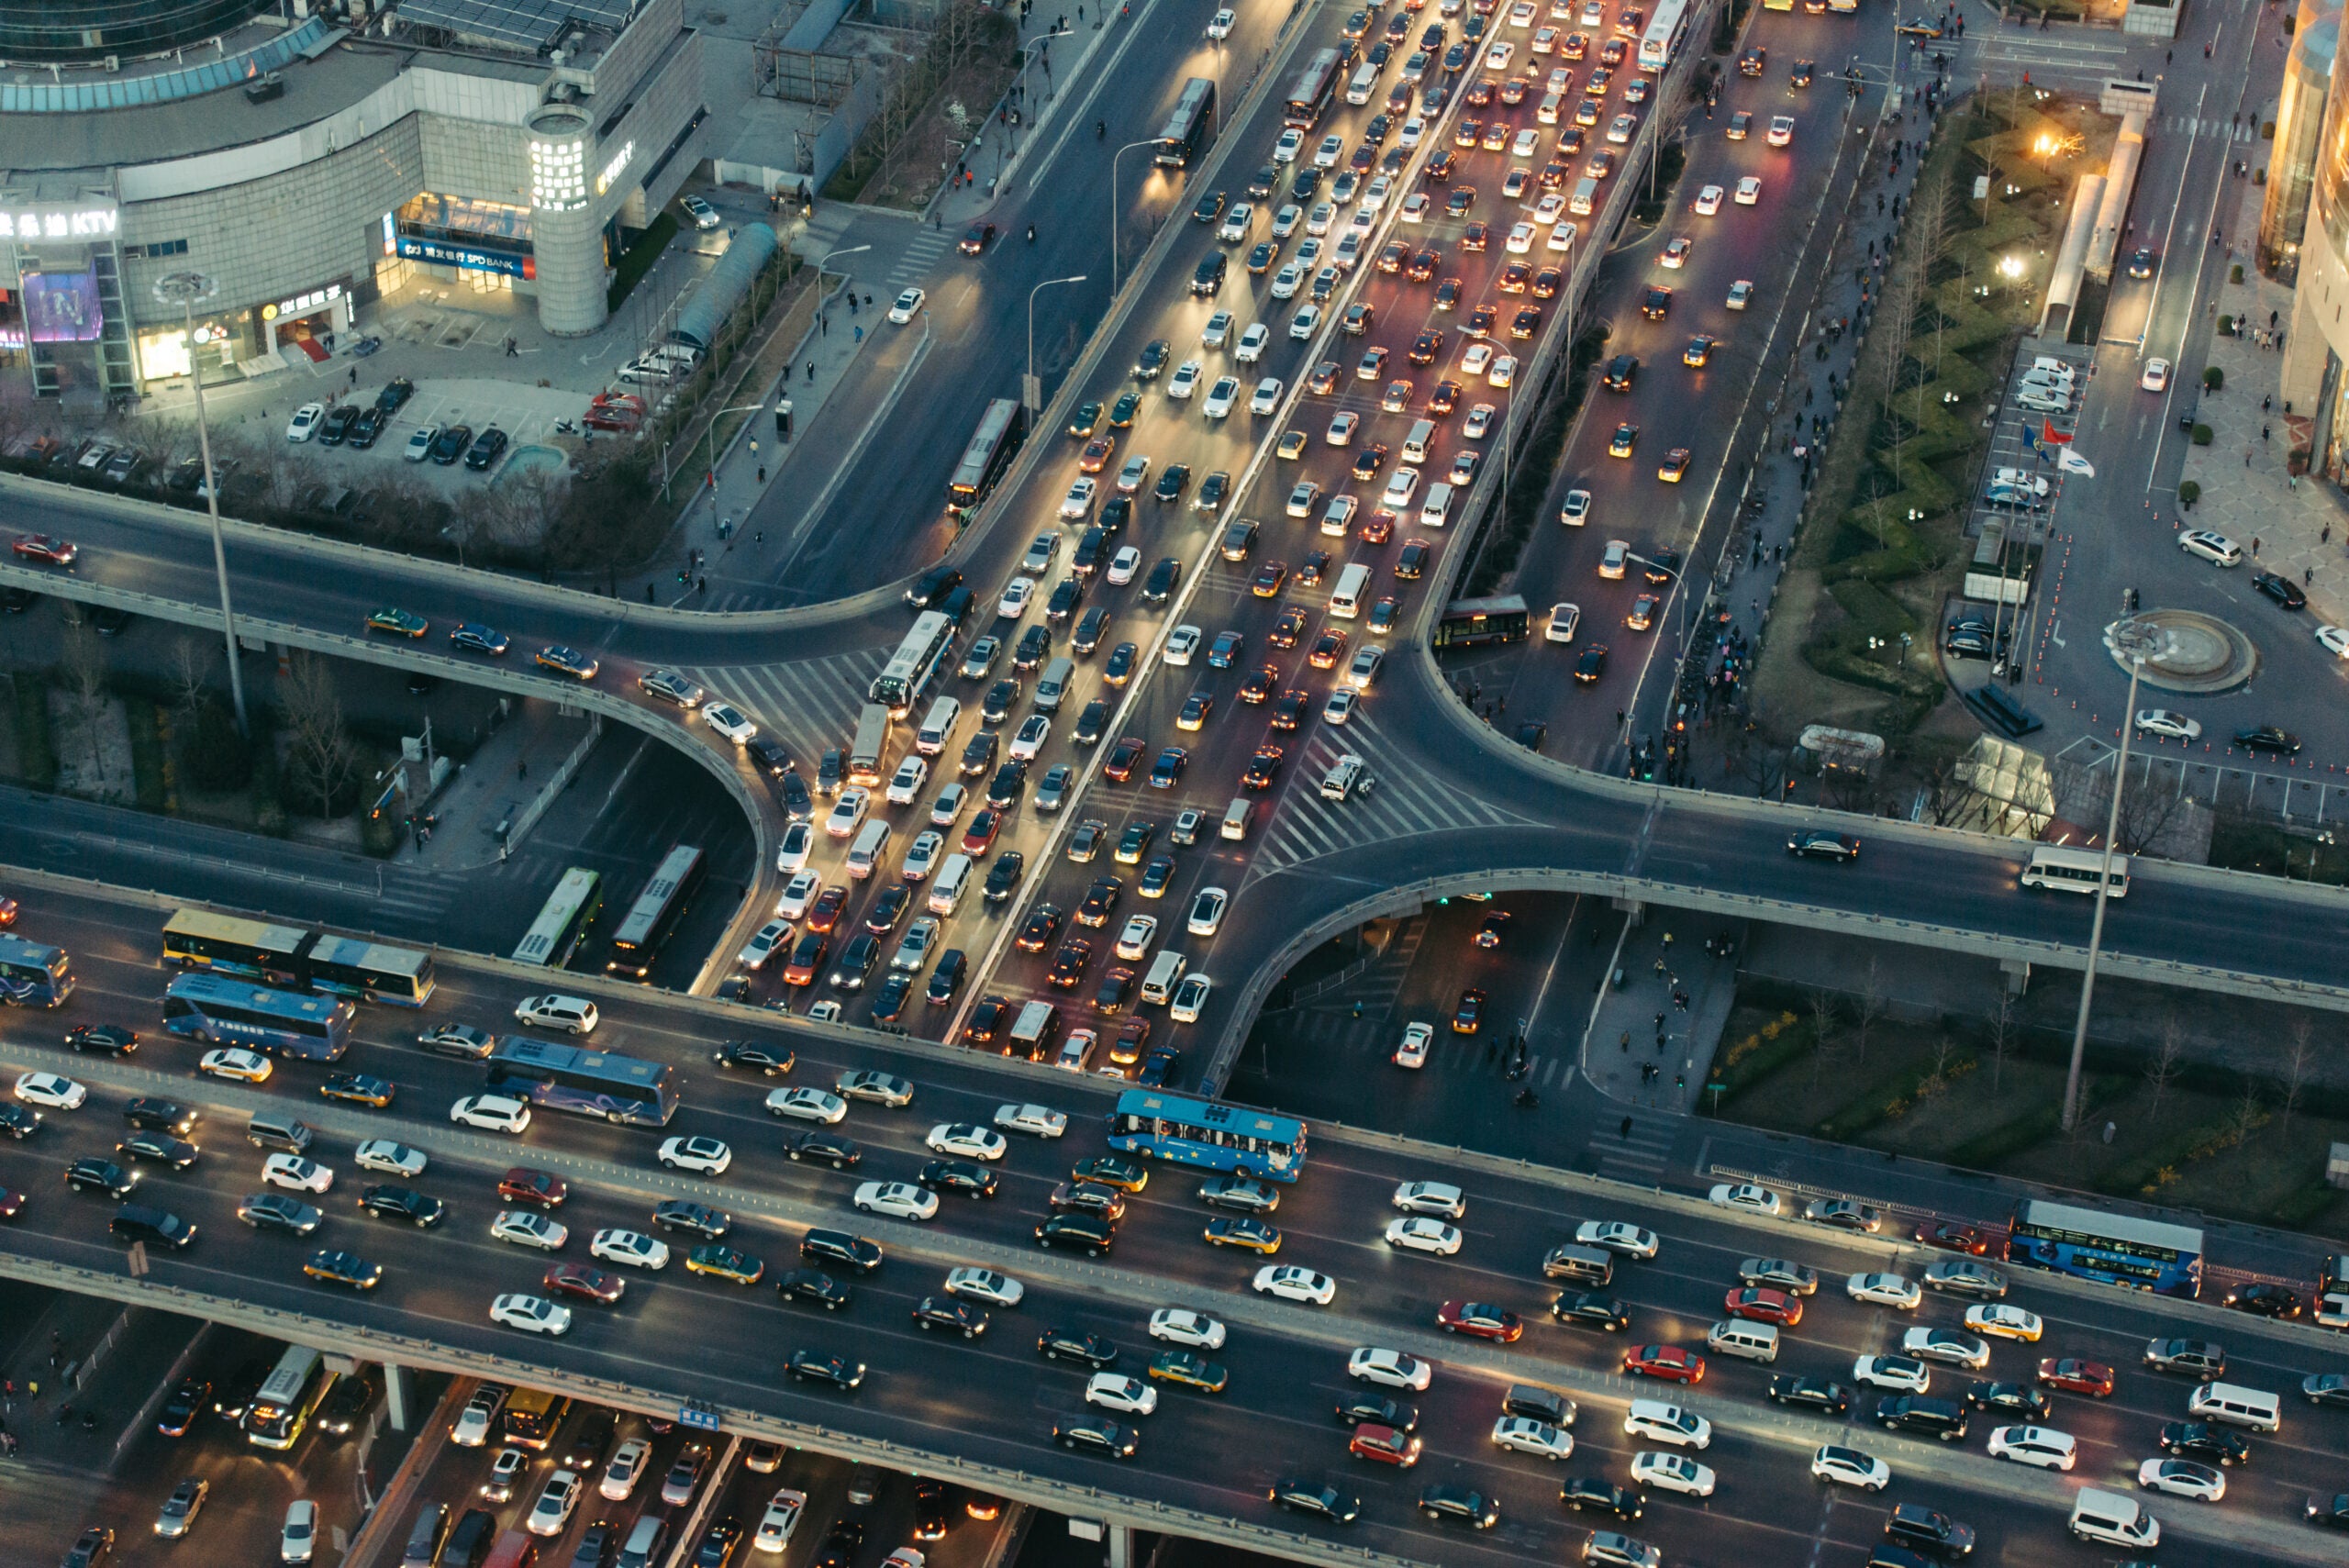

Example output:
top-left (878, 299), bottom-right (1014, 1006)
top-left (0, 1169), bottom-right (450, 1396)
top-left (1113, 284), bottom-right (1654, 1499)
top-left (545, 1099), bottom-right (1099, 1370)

top-left (674, 649), bottom-right (886, 762)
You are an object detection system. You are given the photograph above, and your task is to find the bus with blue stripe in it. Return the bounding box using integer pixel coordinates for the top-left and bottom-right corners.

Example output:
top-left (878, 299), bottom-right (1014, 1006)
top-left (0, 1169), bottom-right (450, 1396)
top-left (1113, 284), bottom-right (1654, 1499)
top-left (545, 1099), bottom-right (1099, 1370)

top-left (2005, 1198), bottom-right (2203, 1299)
top-left (1107, 1091), bottom-right (1307, 1182)
top-left (161, 973), bottom-right (355, 1061)
top-left (0, 934), bottom-right (75, 1007)
top-left (485, 1037), bottom-right (677, 1128)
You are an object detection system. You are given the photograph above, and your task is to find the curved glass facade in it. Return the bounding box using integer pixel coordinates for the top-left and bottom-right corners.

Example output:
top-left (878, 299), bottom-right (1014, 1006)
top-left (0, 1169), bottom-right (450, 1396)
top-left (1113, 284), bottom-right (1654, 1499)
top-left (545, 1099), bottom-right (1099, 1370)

top-left (0, 0), bottom-right (272, 62)
top-left (2266, 9), bottom-right (2339, 281)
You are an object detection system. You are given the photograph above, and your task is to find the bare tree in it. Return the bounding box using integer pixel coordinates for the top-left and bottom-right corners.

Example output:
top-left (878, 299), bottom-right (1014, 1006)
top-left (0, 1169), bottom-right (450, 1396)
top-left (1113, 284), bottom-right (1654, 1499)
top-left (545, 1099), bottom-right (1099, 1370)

top-left (1807, 989), bottom-right (1839, 1090)
top-left (1851, 955), bottom-right (1887, 1069)
top-left (59, 609), bottom-right (109, 785)
top-left (2279, 1016), bottom-right (2317, 1140)
top-left (2143, 1016), bottom-right (2185, 1125)
top-left (1985, 988), bottom-right (2017, 1101)
top-left (1918, 1034), bottom-right (1960, 1106)
top-left (167, 636), bottom-right (213, 732)
top-left (2226, 1084), bottom-right (2265, 1168)
top-left (2112, 754), bottom-right (2193, 855)
top-left (278, 651), bottom-right (360, 823)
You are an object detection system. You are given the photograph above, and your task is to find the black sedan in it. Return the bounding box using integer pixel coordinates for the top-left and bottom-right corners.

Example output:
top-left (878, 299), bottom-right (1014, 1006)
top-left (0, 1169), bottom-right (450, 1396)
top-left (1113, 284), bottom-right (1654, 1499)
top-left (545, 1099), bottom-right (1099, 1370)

top-left (2310, 1493), bottom-right (2349, 1529)
top-left (117, 1131), bottom-right (198, 1170)
top-left (1418, 1485), bottom-right (1498, 1529)
top-left (2254, 570), bottom-right (2308, 609)
top-left (776, 1268), bottom-right (853, 1311)
top-left (1052, 1417), bottom-right (1137, 1459)
top-left (1963, 1380), bottom-right (2050, 1420)
top-left (714, 1040), bottom-right (796, 1074)
top-left (0, 1104), bottom-right (41, 1140)
top-left (2159, 1420), bottom-right (2251, 1466)
top-left (462, 427), bottom-right (509, 471)
top-left (788, 1350), bottom-right (865, 1389)
top-left (1575, 644), bottom-right (1609, 682)
top-left (65, 1024), bottom-right (138, 1054)
top-left (1551, 1293), bottom-right (1631, 1332)
top-left (1038, 1328), bottom-right (1118, 1369)
top-left (2126, 247), bottom-right (2157, 279)
top-left (1559, 1476), bottom-right (1644, 1520)
top-left (921, 1159), bottom-right (998, 1196)
top-left (1035, 1214), bottom-right (1116, 1255)
top-left (357, 1185), bottom-right (444, 1226)
top-left (1270, 1478), bottom-right (1360, 1523)
top-left (1335, 1393), bottom-right (1416, 1429)
top-left (1787, 828), bottom-right (1860, 862)
top-left (912, 1296), bottom-right (988, 1338)
top-left (237, 1192), bottom-right (322, 1234)
top-left (426, 424), bottom-right (473, 464)
top-left (1767, 1376), bottom-right (1853, 1417)
top-left (156, 1376), bottom-right (210, 1436)
top-left (653, 1199), bottom-right (731, 1238)
top-left (64, 1158), bottom-right (138, 1197)
top-left (2236, 724), bottom-right (2301, 754)
top-left (2222, 1282), bottom-right (2302, 1318)
top-left (781, 1129), bottom-right (863, 1170)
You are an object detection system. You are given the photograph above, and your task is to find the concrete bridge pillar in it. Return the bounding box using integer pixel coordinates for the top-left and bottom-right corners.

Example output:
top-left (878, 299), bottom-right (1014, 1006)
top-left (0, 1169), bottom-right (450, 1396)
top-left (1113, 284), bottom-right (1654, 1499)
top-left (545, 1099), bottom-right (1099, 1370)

top-left (1107, 1523), bottom-right (1130, 1568)
top-left (1611, 898), bottom-right (1648, 928)
top-left (2000, 959), bottom-right (2032, 998)
top-left (382, 1362), bottom-right (413, 1432)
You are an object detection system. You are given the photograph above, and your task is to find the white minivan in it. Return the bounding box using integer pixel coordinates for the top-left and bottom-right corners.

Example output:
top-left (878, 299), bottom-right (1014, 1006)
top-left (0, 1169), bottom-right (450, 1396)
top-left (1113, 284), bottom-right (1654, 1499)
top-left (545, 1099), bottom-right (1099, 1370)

top-left (927, 852), bottom-right (974, 916)
top-left (916, 696), bottom-right (961, 755)
top-left (846, 819), bottom-right (892, 879)
top-left (2068, 1488), bottom-right (2159, 1550)
top-left (1141, 950), bottom-right (1188, 1006)
top-left (1419, 482), bottom-right (1453, 528)
top-left (1329, 562), bottom-right (1372, 618)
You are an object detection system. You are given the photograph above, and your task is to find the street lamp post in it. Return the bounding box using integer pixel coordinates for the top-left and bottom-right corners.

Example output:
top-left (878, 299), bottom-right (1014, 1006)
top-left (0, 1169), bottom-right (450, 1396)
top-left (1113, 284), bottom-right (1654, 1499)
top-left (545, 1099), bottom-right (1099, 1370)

top-left (1110, 139), bottom-right (1161, 295)
top-left (2060, 653), bottom-right (2143, 1131)
top-left (1028, 274), bottom-right (1089, 414)
top-left (151, 272), bottom-right (249, 736)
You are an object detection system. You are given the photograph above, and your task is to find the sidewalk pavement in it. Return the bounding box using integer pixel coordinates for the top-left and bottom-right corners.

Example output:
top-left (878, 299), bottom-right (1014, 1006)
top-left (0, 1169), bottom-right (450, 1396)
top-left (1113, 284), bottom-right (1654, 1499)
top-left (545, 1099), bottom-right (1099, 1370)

top-left (930, 3), bottom-right (1132, 231)
top-left (1580, 917), bottom-right (1748, 1114)
top-left (395, 699), bottom-right (598, 870)
top-left (0, 1295), bottom-right (202, 1473)
top-left (2178, 182), bottom-right (2349, 623)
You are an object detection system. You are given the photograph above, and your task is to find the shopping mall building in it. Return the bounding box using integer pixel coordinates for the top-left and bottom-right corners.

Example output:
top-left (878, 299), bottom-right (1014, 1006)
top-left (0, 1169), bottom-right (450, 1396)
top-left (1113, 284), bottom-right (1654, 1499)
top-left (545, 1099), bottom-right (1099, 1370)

top-left (0, 0), bottom-right (707, 399)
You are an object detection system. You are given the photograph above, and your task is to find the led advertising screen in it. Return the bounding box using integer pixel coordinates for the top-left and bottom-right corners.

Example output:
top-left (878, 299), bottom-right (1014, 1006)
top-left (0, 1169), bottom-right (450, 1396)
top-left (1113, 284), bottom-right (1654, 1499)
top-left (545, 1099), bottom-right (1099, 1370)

top-left (23, 272), bottom-right (101, 343)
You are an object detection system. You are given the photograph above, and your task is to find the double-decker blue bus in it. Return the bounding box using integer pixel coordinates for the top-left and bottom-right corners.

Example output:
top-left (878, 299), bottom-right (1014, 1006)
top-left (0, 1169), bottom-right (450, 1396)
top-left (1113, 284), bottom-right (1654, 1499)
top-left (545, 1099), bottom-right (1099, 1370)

top-left (0, 934), bottom-right (75, 1006)
top-left (161, 909), bottom-right (435, 1004)
top-left (2005, 1198), bottom-right (2204, 1298)
top-left (1107, 1090), bottom-right (1307, 1182)
top-left (161, 973), bottom-right (354, 1061)
top-left (485, 1037), bottom-right (678, 1127)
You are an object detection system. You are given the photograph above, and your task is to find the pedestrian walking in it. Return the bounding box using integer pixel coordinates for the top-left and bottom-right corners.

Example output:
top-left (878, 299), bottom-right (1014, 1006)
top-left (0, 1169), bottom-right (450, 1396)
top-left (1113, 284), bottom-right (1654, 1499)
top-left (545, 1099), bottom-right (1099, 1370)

top-left (807, 360), bottom-right (816, 380)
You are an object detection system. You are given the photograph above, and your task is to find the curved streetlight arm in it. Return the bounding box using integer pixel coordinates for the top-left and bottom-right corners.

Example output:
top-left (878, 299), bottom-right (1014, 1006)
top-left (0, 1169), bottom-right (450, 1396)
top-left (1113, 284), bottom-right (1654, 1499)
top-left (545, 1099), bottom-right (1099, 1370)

top-left (1028, 275), bottom-right (1091, 413)
top-left (152, 271), bottom-right (249, 737)
top-left (1110, 139), bottom-right (1163, 296)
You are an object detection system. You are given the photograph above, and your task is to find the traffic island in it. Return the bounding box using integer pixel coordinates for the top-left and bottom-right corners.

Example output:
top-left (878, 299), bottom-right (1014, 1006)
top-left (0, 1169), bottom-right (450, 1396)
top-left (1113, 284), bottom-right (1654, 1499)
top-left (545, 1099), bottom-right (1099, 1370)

top-left (2102, 609), bottom-right (2259, 694)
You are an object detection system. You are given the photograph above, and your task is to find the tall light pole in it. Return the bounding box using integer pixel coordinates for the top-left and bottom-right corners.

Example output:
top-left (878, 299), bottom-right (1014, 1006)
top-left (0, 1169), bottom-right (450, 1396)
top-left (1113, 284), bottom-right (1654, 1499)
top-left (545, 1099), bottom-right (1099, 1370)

top-left (1110, 139), bottom-right (1161, 295)
top-left (817, 243), bottom-right (871, 288)
top-left (1027, 274), bottom-right (1089, 414)
top-left (152, 272), bottom-right (249, 736)
top-left (2061, 652), bottom-right (2143, 1131)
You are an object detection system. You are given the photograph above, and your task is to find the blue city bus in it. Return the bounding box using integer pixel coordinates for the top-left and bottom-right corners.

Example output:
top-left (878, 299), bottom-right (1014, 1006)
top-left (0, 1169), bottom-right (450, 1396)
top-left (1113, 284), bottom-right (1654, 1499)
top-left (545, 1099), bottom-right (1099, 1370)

top-left (2005, 1198), bottom-right (2204, 1298)
top-left (0, 934), bottom-right (75, 1007)
top-left (161, 973), bottom-right (355, 1061)
top-left (485, 1038), bottom-right (678, 1128)
top-left (1107, 1090), bottom-right (1308, 1183)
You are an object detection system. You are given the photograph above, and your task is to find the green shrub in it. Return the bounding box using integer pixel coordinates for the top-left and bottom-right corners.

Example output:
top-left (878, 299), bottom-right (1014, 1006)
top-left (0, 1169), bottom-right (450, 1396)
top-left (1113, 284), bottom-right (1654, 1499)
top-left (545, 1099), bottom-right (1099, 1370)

top-left (2217, 314), bottom-right (2232, 335)
top-left (2179, 480), bottom-right (2200, 506)
top-left (2203, 365), bottom-right (2224, 391)
top-left (2230, 263), bottom-right (2243, 284)
top-left (2189, 422), bottom-right (2212, 445)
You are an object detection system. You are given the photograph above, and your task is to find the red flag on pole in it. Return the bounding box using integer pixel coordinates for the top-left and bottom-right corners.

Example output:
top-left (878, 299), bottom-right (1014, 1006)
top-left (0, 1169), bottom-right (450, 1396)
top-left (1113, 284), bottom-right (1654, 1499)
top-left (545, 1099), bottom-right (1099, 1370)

top-left (2042, 417), bottom-right (2073, 446)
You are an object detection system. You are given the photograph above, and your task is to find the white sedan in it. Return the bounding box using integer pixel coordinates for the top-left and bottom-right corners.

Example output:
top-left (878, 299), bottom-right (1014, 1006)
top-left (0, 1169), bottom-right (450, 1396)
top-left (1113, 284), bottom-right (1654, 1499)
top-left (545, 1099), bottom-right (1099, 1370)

top-left (1809, 1445), bottom-right (1890, 1491)
top-left (1846, 1273), bottom-right (1922, 1310)
top-left (738, 918), bottom-right (791, 971)
top-left (1575, 1220), bottom-right (1658, 1259)
top-left (200, 1049), bottom-right (274, 1084)
top-left (2133, 708), bottom-right (2203, 740)
top-left (1348, 1348), bottom-right (1432, 1391)
top-left (1164, 625), bottom-right (1202, 665)
top-left (450, 1095), bottom-right (531, 1133)
top-left (1058, 481), bottom-right (1096, 519)
top-left (526, 1473), bottom-right (582, 1540)
top-left (1492, 1416), bottom-right (1574, 1460)
top-left (1693, 184), bottom-right (1723, 215)
top-left (659, 1136), bottom-right (732, 1176)
top-left (1085, 1373), bottom-right (1160, 1416)
top-left (354, 1140), bottom-right (428, 1178)
top-left (1631, 1451), bottom-right (1717, 1497)
top-left (768, 1087), bottom-right (848, 1124)
top-left (1167, 360), bottom-right (1203, 398)
top-left (2321, 624), bottom-right (2349, 659)
top-left (753, 1487), bottom-right (807, 1554)
top-left (1386, 1217), bottom-right (1464, 1254)
top-left (1392, 1181), bottom-right (1465, 1218)
top-left (286, 403), bottom-right (326, 441)
top-left (1461, 342), bottom-right (1495, 378)
top-left (1008, 716), bottom-right (1052, 762)
top-left (1987, 1425), bottom-right (2076, 1471)
top-left (494, 1210), bottom-right (570, 1251)
top-left (1201, 376), bottom-right (1241, 418)
top-left (1965, 1304), bottom-right (2043, 1341)
top-left (489, 1294), bottom-right (572, 1336)
top-left (998, 577), bottom-right (1038, 618)
top-left (1709, 1183), bottom-right (1782, 1216)
top-left (2137, 1456), bottom-right (2224, 1501)
top-left (1206, 6), bottom-right (1234, 37)
top-left (853, 1181), bottom-right (939, 1221)
top-left (1186, 887), bottom-right (1228, 938)
top-left (600, 1440), bottom-right (651, 1500)
top-left (262, 1155), bottom-right (334, 1194)
top-left (1394, 1021), bottom-right (1434, 1068)
top-left (926, 1123), bottom-right (1008, 1161)
top-left (1547, 603), bottom-right (1581, 642)
top-left (1853, 1355), bottom-right (1931, 1394)
top-left (1235, 324), bottom-right (1272, 363)
top-left (702, 702), bottom-right (758, 744)
top-left (13, 1071), bottom-right (86, 1110)
top-left (887, 756), bottom-right (930, 805)
top-left (2140, 356), bottom-right (2170, 392)
top-left (1902, 1327), bottom-right (1991, 1368)
top-left (1253, 1265), bottom-right (1335, 1305)
top-left (836, 1071), bottom-right (915, 1106)
top-left (1148, 1309), bottom-right (1226, 1349)
top-left (995, 1103), bottom-right (1068, 1138)
top-left (591, 1229), bottom-right (671, 1270)
top-left (887, 288), bottom-right (925, 324)
top-left (945, 1266), bottom-right (1025, 1307)
top-left (1734, 175), bottom-right (1763, 206)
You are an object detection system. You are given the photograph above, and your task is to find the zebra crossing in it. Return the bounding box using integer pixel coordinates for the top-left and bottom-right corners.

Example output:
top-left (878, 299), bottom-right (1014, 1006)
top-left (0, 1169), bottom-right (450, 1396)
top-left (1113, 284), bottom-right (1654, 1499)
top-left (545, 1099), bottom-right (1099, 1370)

top-left (1241, 706), bottom-right (1537, 887)
top-left (1275, 1004), bottom-right (1577, 1092)
top-left (2158, 116), bottom-right (2260, 141)
top-left (672, 648), bottom-right (888, 764)
top-left (1589, 1113), bottom-right (1676, 1184)
top-left (884, 228), bottom-right (960, 291)
top-left (790, 212), bottom-right (959, 295)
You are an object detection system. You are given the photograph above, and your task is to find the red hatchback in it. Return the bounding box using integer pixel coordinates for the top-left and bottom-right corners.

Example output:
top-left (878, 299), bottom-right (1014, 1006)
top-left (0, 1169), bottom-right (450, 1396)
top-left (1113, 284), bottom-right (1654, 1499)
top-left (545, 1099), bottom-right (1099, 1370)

top-left (1622, 1344), bottom-right (1707, 1384)
top-left (2035, 1357), bottom-right (2115, 1397)
top-left (1102, 737), bottom-right (1146, 783)
top-left (1723, 1286), bottom-right (1802, 1328)
top-left (1437, 1300), bottom-right (1524, 1342)
top-left (498, 1168), bottom-right (568, 1208)
top-left (542, 1262), bottom-right (626, 1305)
top-left (11, 533), bottom-right (76, 567)
top-left (1915, 1220), bottom-right (1990, 1255)
top-left (1347, 1422), bottom-right (1422, 1466)
top-left (961, 809), bottom-right (1002, 854)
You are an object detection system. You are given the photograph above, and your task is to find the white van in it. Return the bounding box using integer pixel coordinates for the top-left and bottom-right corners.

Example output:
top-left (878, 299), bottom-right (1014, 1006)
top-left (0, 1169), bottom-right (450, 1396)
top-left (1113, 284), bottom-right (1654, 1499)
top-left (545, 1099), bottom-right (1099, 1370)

top-left (1538, 90), bottom-right (1563, 124)
top-left (1035, 656), bottom-right (1075, 712)
top-left (1420, 482), bottom-right (1453, 528)
top-left (2068, 1488), bottom-right (2159, 1549)
top-left (846, 819), bottom-right (892, 879)
top-left (2188, 1380), bottom-right (2281, 1431)
top-left (915, 696), bottom-right (960, 755)
top-left (1400, 418), bottom-right (1436, 465)
top-left (1141, 950), bottom-right (1188, 1006)
top-left (1570, 175), bottom-right (1599, 216)
top-left (1707, 1320), bottom-right (1780, 1363)
top-left (1347, 61), bottom-right (1381, 105)
top-left (1220, 797), bottom-right (1252, 841)
top-left (927, 852), bottom-right (974, 916)
top-left (1320, 753), bottom-right (1371, 801)
top-left (1329, 562), bottom-right (1372, 618)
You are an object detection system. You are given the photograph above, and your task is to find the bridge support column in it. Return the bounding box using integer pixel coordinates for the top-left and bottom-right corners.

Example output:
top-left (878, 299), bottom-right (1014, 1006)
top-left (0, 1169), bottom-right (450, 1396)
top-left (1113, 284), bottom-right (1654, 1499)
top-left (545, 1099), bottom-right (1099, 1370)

top-left (382, 1362), bottom-right (413, 1432)
top-left (1611, 898), bottom-right (1647, 928)
top-left (1106, 1523), bottom-right (1130, 1568)
top-left (2000, 959), bottom-right (2032, 998)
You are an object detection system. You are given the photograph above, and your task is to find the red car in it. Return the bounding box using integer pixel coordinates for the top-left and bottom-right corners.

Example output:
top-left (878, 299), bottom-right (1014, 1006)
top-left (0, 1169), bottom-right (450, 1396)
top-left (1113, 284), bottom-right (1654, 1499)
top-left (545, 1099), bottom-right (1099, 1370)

top-left (1915, 1221), bottom-right (1990, 1255)
top-left (11, 533), bottom-right (76, 567)
top-left (1723, 1286), bottom-right (1802, 1328)
top-left (1622, 1344), bottom-right (1706, 1384)
top-left (0, 895), bottom-right (18, 928)
top-left (2035, 1357), bottom-right (2115, 1397)
top-left (961, 809), bottom-right (1002, 854)
top-left (1347, 1422), bottom-right (1422, 1466)
top-left (0, 1189), bottom-right (25, 1221)
top-left (498, 1168), bottom-right (568, 1207)
top-left (1437, 1300), bottom-right (1524, 1342)
top-left (542, 1261), bottom-right (626, 1305)
top-left (1102, 737), bottom-right (1145, 783)
top-left (805, 885), bottom-right (849, 933)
